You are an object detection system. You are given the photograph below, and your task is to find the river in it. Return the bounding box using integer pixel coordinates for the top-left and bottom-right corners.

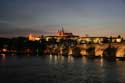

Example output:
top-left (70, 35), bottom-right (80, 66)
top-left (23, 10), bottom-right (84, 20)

top-left (0, 55), bottom-right (125, 83)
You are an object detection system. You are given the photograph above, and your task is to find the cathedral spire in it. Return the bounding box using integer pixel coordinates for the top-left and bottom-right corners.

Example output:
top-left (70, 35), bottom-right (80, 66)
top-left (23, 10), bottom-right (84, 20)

top-left (59, 24), bottom-right (64, 32)
top-left (62, 26), bottom-right (64, 32)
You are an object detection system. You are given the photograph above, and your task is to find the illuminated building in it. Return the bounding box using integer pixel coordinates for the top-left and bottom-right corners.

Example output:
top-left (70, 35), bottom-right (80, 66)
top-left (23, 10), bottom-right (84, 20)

top-left (28, 33), bottom-right (35, 41)
top-left (44, 28), bottom-right (79, 44)
top-left (56, 27), bottom-right (73, 37)
top-left (28, 33), bottom-right (41, 41)
top-left (79, 36), bottom-right (123, 44)
top-left (111, 37), bottom-right (122, 43)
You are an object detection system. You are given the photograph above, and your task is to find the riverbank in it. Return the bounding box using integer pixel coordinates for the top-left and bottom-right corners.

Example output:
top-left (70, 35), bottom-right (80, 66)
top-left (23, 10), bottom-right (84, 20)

top-left (1, 43), bottom-right (125, 60)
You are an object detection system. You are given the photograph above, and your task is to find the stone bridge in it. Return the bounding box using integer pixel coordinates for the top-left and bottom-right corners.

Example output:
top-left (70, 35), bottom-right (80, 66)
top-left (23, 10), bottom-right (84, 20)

top-left (45, 43), bottom-right (125, 58)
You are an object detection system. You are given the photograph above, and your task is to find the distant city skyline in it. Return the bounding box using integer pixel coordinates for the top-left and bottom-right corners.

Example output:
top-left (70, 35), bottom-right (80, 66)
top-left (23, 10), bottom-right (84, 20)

top-left (0, 0), bottom-right (125, 38)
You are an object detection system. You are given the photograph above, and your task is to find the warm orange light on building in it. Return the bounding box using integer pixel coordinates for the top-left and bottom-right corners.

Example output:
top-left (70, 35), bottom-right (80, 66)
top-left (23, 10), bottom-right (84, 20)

top-left (28, 33), bottom-right (41, 41)
top-left (28, 33), bottom-right (35, 41)
top-left (35, 37), bottom-right (41, 41)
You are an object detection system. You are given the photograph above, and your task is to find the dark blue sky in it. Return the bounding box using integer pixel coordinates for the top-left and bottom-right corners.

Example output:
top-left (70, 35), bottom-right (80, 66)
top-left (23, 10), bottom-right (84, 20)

top-left (0, 0), bottom-right (125, 37)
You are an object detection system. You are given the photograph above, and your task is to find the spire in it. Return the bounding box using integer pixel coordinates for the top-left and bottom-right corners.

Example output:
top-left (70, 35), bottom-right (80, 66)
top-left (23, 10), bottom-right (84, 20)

top-left (62, 26), bottom-right (64, 32)
top-left (60, 24), bottom-right (64, 32)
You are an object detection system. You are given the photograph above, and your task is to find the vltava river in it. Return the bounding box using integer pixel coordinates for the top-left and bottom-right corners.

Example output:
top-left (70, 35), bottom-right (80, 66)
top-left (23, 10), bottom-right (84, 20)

top-left (0, 55), bottom-right (125, 83)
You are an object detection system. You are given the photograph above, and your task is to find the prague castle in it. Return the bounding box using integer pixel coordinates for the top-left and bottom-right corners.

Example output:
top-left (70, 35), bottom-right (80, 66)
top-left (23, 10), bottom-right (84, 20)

top-left (56, 28), bottom-right (73, 37)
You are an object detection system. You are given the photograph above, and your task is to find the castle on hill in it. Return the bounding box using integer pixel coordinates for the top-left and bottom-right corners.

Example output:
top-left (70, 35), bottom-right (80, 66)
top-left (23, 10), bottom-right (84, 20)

top-left (56, 27), bottom-right (73, 37)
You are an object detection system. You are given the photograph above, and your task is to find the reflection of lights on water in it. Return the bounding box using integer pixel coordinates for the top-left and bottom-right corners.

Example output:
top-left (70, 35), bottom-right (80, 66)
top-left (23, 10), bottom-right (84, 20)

top-left (49, 55), bottom-right (75, 64)
top-left (27, 54), bottom-right (30, 56)
top-left (94, 58), bottom-right (104, 67)
top-left (11, 53), bottom-right (15, 56)
top-left (54, 55), bottom-right (58, 64)
top-left (1, 54), bottom-right (6, 59)
top-left (1, 53), bottom-right (6, 64)
top-left (68, 55), bottom-right (74, 63)
top-left (100, 58), bottom-right (104, 67)
top-left (116, 58), bottom-right (119, 61)
top-left (100, 54), bottom-right (103, 58)
top-left (61, 55), bottom-right (64, 64)
top-left (82, 56), bottom-right (87, 64)
top-left (115, 60), bottom-right (125, 81)
top-left (49, 55), bottom-right (65, 64)
top-left (49, 54), bottom-right (52, 64)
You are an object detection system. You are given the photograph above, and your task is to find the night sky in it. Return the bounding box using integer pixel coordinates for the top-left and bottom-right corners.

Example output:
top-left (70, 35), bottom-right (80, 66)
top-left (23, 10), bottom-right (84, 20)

top-left (0, 0), bottom-right (125, 37)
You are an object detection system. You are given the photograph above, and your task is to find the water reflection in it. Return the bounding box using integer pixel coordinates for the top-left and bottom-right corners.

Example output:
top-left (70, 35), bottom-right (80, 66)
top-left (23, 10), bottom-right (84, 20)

top-left (49, 55), bottom-right (65, 64)
top-left (27, 54), bottom-right (30, 56)
top-left (11, 53), bottom-right (16, 56)
top-left (82, 56), bottom-right (87, 64)
top-left (49, 55), bottom-right (74, 64)
top-left (1, 53), bottom-right (6, 64)
top-left (0, 55), bottom-right (125, 83)
top-left (49, 54), bottom-right (52, 64)
top-left (68, 55), bottom-right (74, 63)
top-left (54, 55), bottom-right (58, 64)
top-left (61, 55), bottom-right (64, 64)
top-left (116, 60), bottom-right (125, 81)
top-left (100, 58), bottom-right (104, 67)
top-left (94, 58), bottom-right (104, 67)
